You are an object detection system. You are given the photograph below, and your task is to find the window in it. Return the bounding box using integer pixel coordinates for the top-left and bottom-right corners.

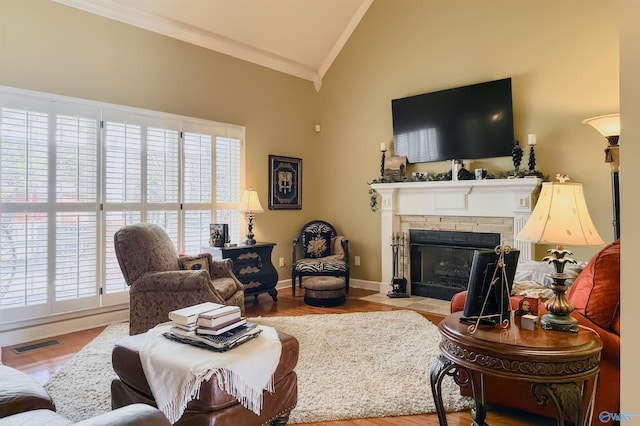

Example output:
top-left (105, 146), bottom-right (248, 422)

top-left (0, 86), bottom-right (244, 323)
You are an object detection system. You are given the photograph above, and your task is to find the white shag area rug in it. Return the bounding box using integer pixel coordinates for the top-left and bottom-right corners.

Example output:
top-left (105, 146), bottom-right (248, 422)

top-left (44, 310), bottom-right (473, 423)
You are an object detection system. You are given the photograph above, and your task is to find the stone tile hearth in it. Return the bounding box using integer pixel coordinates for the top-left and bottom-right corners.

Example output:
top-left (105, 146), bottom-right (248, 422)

top-left (358, 293), bottom-right (450, 315)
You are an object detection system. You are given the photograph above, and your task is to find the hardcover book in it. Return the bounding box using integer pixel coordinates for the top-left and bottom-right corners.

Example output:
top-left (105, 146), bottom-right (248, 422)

top-left (166, 323), bottom-right (261, 351)
top-left (168, 302), bottom-right (225, 325)
top-left (197, 313), bottom-right (243, 330)
top-left (197, 318), bottom-right (247, 335)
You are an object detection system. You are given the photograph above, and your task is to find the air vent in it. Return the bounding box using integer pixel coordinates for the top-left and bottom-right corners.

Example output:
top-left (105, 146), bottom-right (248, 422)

top-left (12, 340), bottom-right (60, 354)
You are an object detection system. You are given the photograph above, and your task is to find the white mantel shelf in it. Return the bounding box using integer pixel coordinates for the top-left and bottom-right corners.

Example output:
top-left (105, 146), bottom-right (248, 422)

top-left (371, 177), bottom-right (542, 294)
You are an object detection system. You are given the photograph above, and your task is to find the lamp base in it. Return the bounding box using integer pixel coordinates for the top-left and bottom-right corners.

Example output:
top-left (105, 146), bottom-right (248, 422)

top-left (540, 246), bottom-right (580, 333)
top-left (243, 214), bottom-right (256, 245)
top-left (540, 312), bottom-right (579, 333)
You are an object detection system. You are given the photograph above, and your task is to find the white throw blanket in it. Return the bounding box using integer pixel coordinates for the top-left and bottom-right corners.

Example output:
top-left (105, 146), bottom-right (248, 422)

top-left (140, 322), bottom-right (282, 424)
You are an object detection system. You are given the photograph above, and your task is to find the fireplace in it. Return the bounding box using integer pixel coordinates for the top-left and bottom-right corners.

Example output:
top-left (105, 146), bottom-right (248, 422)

top-left (409, 229), bottom-right (500, 300)
top-left (370, 178), bottom-right (541, 296)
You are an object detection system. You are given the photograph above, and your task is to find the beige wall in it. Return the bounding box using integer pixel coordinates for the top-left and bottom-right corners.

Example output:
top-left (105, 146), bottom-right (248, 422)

top-left (0, 0), bottom-right (321, 267)
top-left (620, 0), bottom-right (637, 416)
top-left (318, 0), bottom-right (619, 280)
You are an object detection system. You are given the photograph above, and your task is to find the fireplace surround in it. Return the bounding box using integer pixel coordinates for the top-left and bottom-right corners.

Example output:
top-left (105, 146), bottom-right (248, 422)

top-left (371, 178), bottom-right (541, 296)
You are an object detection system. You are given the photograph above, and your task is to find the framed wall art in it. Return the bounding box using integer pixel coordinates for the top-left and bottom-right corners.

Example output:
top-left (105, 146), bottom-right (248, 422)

top-left (268, 155), bottom-right (302, 210)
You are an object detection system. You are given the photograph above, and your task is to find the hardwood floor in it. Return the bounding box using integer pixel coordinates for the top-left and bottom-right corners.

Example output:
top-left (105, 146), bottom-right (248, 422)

top-left (2, 287), bottom-right (555, 426)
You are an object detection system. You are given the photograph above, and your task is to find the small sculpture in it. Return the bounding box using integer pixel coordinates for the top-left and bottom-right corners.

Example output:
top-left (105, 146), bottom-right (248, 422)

top-left (528, 145), bottom-right (536, 171)
top-left (512, 140), bottom-right (523, 170)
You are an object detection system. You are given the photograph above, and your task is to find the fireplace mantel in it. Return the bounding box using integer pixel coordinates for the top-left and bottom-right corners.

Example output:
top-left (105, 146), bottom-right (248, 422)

top-left (371, 178), bottom-right (542, 294)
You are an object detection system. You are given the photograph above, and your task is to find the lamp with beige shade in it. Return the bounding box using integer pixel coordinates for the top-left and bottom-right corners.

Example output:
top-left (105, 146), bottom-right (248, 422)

top-left (517, 176), bottom-right (604, 332)
top-left (237, 188), bottom-right (264, 245)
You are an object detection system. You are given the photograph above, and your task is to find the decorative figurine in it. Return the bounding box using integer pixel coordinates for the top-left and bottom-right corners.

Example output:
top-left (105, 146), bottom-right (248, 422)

top-left (512, 140), bottom-right (523, 171)
top-left (527, 134), bottom-right (537, 172)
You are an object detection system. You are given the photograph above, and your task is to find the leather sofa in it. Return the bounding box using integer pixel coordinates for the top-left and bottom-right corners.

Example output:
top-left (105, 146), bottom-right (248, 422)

top-left (0, 364), bottom-right (170, 425)
top-left (450, 239), bottom-right (620, 421)
top-left (111, 330), bottom-right (299, 426)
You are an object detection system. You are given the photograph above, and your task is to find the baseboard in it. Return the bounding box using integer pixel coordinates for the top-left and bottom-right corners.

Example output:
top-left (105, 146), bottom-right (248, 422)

top-left (276, 278), bottom-right (380, 292)
top-left (0, 309), bottom-right (129, 347)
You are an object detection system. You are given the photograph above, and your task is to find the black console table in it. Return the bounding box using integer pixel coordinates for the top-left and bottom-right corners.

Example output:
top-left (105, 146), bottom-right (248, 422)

top-left (201, 242), bottom-right (278, 303)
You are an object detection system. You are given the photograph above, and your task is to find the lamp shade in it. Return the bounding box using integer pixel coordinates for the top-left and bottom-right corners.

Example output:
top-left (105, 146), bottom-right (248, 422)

top-left (237, 189), bottom-right (264, 214)
top-left (517, 182), bottom-right (604, 247)
top-left (582, 113), bottom-right (620, 138)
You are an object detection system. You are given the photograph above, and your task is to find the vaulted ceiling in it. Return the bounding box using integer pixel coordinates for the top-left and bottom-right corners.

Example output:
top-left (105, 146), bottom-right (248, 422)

top-left (54, 0), bottom-right (374, 90)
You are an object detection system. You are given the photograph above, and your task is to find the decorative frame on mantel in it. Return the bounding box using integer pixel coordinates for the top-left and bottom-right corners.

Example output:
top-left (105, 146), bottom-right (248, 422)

top-left (268, 155), bottom-right (302, 210)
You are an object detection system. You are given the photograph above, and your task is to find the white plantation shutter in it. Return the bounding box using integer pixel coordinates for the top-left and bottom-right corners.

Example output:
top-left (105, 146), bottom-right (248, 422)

top-left (1, 108), bottom-right (48, 202)
top-left (215, 136), bottom-right (242, 244)
top-left (0, 213), bottom-right (48, 309)
top-left (55, 212), bottom-right (98, 300)
top-left (105, 121), bottom-right (142, 203)
top-left (1, 107), bottom-right (50, 311)
top-left (182, 131), bottom-right (213, 253)
top-left (1, 87), bottom-right (244, 324)
top-left (147, 127), bottom-right (179, 203)
top-left (56, 115), bottom-right (98, 202)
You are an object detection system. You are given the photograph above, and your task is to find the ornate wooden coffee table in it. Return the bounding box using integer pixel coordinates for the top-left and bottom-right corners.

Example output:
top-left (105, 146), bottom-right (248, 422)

top-left (430, 312), bottom-right (602, 426)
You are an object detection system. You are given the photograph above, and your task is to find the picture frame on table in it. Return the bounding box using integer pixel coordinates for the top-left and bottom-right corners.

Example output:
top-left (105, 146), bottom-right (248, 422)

top-left (268, 155), bottom-right (302, 210)
top-left (209, 223), bottom-right (229, 247)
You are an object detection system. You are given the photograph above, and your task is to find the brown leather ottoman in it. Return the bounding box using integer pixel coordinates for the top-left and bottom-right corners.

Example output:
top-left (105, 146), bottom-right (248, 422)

top-left (111, 330), bottom-right (299, 426)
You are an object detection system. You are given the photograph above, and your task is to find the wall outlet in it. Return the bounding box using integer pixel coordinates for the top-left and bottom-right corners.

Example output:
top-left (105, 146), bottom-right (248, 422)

top-left (354, 256), bottom-right (361, 266)
top-left (279, 257), bottom-right (285, 267)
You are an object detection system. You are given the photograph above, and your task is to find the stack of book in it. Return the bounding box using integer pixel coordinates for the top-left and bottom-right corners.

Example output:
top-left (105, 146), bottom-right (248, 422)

top-left (165, 302), bottom-right (261, 351)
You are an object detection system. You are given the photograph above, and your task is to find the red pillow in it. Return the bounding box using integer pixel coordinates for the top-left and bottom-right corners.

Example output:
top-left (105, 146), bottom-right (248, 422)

top-left (566, 240), bottom-right (620, 331)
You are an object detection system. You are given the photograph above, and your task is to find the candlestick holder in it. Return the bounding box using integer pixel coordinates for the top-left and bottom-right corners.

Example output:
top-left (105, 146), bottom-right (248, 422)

top-left (380, 149), bottom-right (387, 178)
top-left (528, 145), bottom-right (536, 171)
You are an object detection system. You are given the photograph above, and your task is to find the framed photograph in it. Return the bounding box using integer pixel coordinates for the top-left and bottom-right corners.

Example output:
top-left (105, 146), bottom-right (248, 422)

top-left (384, 156), bottom-right (407, 180)
top-left (516, 296), bottom-right (539, 317)
top-left (268, 155), bottom-right (302, 210)
top-left (209, 223), bottom-right (229, 247)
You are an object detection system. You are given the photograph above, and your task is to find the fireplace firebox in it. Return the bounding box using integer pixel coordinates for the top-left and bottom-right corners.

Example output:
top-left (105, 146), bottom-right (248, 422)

top-left (409, 229), bottom-right (500, 300)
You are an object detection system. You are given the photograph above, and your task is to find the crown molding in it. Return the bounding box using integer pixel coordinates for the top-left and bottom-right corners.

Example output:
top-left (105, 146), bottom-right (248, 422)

top-left (54, 0), bottom-right (322, 87)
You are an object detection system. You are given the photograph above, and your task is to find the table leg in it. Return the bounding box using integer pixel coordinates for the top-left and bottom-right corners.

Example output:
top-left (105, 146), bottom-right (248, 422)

top-left (430, 355), bottom-right (488, 426)
top-left (268, 288), bottom-right (278, 301)
top-left (532, 382), bottom-right (592, 426)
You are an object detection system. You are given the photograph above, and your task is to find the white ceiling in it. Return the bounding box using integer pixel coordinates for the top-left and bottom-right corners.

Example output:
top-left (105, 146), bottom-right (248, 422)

top-left (54, 0), bottom-right (374, 90)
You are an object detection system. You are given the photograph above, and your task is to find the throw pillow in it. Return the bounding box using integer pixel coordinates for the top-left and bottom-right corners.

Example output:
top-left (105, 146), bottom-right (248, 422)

top-left (178, 254), bottom-right (210, 272)
top-left (303, 230), bottom-right (332, 258)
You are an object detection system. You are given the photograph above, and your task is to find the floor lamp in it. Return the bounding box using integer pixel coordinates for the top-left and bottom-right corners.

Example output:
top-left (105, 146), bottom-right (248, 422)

top-left (583, 113), bottom-right (621, 240)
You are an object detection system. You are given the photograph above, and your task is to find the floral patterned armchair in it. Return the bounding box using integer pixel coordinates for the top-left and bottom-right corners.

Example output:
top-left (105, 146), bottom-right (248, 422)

top-left (114, 223), bottom-right (244, 335)
top-left (291, 220), bottom-right (349, 296)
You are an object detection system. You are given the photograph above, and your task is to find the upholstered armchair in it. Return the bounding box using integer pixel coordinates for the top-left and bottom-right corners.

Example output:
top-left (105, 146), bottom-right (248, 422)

top-left (291, 220), bottom-right (349, 296)
top-left (114, 223), bottom-right (245, 335)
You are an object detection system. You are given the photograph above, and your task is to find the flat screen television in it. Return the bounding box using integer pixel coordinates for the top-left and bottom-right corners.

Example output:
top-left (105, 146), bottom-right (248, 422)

top-left (391, 78), bottom-right (515, 163)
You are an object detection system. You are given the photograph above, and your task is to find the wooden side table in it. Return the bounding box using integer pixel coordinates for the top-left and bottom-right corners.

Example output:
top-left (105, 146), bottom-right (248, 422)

top-left (430, 311), bottom-right (602, 426)
top-left (201, 242), bottom-right (278, 303)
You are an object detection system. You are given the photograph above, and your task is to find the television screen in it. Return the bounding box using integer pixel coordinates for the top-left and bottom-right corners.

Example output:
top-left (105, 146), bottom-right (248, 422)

top-left (391, 78), bottom-right (515, 163)
top-left (462, 248), bottom-right (520, 324)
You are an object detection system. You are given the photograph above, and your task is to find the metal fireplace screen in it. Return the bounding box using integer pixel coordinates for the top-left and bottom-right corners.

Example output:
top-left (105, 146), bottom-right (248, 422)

top-left (409, 229), bottom-right (500, 301)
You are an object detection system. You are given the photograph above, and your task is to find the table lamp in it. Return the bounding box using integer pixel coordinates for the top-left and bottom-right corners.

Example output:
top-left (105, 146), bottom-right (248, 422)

top-left (516, 176), bottom-right (604, 332)
top-left (237, 188), bottom-right (264, 245)
top-left (582, 113), bottom-right (621, 240)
